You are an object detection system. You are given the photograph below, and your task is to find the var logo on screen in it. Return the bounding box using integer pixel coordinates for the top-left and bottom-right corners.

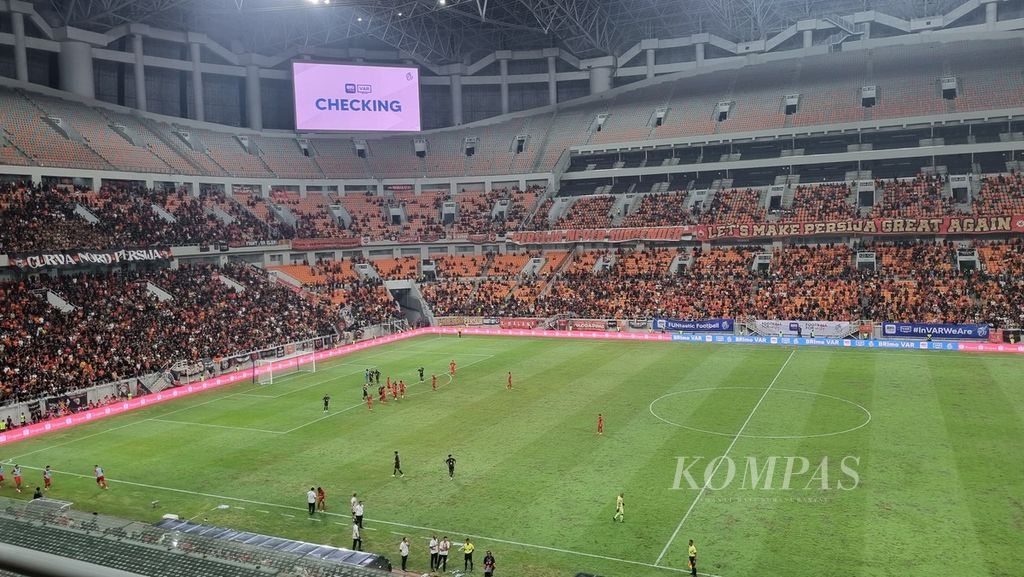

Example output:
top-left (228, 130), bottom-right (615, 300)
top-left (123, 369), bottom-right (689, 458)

top-left (294, 62), bottom-right (421, 131)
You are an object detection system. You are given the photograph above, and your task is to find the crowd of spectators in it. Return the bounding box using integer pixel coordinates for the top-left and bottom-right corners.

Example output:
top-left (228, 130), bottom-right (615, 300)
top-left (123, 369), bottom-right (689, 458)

top-left (870, 174), bottom-right (955, 218)
top-left (419, 241), bottom-right (1024, 327)
top-left (972, 171), bottom-right (1024, 215)
top-left (623, 192), bottom-right (690, 227)
top-left (0, 181), bottom-right (285, 254)
top-left (0, 183), bottom-right (110, 252)
top-left (779, 184), bottom-right (858, 222)
top-left (553, 195), bottom-right (615, 229)
top-left (265, 259), bottom-right (401, 328)
top-left (0, 263), bottom-right (343, 405)
top-left (7, 174), bottom-right (1024, 252)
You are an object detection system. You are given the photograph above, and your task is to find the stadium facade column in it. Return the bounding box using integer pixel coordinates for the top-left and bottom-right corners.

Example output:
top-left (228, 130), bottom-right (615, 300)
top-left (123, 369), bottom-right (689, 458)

top-left (58, 41), bottom-right (95, 99)
top-left (11, 10), bottom-right (28, 83)
top-left (499, 56), bottom-right (510, 115)
top-left (547, 55), bottom-right (558, 105)
top-left (983, 0), bottom-right (998, 26)
top-left (695, 43), bottom-right (705, 66)
top-left (245, 64), bottom-right (263, 130)
top-left (132, 34), bottom-right (147, 112)
top-left (188, 38), bottom-right (205, 122)
top-left (646, 49), bottom-right (655, 79)
top-left (588, 65), bottom-right (613, 95)
top-left (450, 72), bottom-right (463, 125)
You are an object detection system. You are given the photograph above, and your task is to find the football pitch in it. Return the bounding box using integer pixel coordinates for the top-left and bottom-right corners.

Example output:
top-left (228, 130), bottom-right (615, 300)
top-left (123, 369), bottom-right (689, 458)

top-left (2, 334), bottom-right (1022, 577)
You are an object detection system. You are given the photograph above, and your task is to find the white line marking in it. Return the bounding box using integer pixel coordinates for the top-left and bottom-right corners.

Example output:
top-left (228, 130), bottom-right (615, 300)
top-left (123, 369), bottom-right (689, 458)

top-left (234, 506), bottom-right (245, 510)
top-left (654, 348), bottom-right (797, 566)
top-left (13, 464), bottom-right (718, 576)
top-left (257, 510), bottom-right (270, 514)
top-left (150, 419), bottom-right (284, 435)
top-left (4, 390), bottom-right (249, 463)
top-left (281, 513), bottom-right (296, 518)
top-left (648, 387), bottom-right (872, 439)
top-left (3, 339), bottom-right (466, 460)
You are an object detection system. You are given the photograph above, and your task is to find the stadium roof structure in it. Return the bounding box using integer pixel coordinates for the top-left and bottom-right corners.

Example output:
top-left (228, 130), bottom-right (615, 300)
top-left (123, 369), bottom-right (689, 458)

top-left (30, 0), bottom-right (970, 64)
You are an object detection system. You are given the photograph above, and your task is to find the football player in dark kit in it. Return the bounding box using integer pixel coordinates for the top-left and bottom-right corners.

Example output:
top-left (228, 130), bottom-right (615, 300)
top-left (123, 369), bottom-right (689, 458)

top-left (322, 393), bottom-right (330, 412)
top-left (445, 454), bottom-right (456, 479)
top-left (393, 451), bottom-right (404, 477)
top-left (418, 367), bottom-right (425, 383)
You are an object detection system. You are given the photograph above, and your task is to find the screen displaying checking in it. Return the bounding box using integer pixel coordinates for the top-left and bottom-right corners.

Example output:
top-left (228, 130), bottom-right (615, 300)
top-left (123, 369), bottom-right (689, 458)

top-left (292, 62), bottom-right (421, 132)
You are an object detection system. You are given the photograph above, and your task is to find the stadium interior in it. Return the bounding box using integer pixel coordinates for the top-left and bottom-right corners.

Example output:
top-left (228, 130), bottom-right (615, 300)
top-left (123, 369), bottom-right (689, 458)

top-left (0, 0), bottom-right (1023, 575)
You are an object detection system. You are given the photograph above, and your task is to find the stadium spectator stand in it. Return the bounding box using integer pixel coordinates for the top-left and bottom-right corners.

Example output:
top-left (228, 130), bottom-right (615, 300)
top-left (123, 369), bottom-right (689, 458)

top-left (1, 42), bottom-right (1023, 180)
top-left (0, 264), bottom-right (343, 404)
top-left (870, 174), bottom-right (954, 218)
top-left (554, 195), bottom-right (615, 229)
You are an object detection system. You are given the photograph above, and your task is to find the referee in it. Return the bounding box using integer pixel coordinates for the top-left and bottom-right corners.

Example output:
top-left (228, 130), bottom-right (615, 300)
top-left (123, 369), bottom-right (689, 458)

top-left (461, 538), bottom-right (475, 571)
top-left (688, 539), bottom-right (697, 576)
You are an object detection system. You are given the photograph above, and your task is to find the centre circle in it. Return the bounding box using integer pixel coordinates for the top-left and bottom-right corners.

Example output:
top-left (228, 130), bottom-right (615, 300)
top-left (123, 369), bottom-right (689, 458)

top-left (649, 387), bottom-right (872, 439)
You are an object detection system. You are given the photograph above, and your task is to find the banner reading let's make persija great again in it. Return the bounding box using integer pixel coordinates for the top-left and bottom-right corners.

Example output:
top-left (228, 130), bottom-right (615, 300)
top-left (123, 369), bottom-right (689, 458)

top-left (695, 215), bottom-right (1024, 240)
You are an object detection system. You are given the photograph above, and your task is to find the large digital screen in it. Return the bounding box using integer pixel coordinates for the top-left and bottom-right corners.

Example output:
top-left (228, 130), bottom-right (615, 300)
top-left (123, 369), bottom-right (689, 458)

top-left (292, 62), bottom-right (421, 132)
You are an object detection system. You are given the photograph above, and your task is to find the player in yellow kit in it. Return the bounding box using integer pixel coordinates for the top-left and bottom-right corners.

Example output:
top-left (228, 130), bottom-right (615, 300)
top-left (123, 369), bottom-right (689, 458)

top-left (613, 493), bottom-right (624, 522)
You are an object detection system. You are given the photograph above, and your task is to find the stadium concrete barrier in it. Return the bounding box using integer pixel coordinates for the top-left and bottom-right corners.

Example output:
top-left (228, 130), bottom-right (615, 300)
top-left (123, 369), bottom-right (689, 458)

top-left (3, 326), bottom-right (1022, 447)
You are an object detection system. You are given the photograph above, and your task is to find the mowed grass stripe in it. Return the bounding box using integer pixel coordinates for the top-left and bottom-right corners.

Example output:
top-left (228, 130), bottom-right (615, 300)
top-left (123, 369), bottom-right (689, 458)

top-left (566, 345), bottom-right (786, 562)
top-left (929, 356), bottom-right (1024, 577)
top-left (1, 336), bottom-right (1022, 577)
top-left (860, 355), bottom-right (981, 577)
top-left (728, 350), bottom-right (876, 577)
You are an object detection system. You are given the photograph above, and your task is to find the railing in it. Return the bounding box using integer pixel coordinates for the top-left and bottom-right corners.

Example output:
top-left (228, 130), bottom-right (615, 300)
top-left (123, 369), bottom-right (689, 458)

top-left (0, 334), bottom-right (339, 422)
top-left (0, 496), bottom-right (391, 577)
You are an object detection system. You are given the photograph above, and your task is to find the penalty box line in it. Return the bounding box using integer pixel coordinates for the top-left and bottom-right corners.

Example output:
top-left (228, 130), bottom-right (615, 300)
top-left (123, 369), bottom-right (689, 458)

top-left (4, 345), bottom-right (493, 461)
top-left (14, 464), bottom-right (722, 577)
top-left (654, 348), bottom-right (797, 567)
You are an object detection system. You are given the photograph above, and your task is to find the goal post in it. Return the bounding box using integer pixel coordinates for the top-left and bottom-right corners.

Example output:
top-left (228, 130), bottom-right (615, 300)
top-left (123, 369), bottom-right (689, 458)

top-left (255, 349), bottom-right (316, 385)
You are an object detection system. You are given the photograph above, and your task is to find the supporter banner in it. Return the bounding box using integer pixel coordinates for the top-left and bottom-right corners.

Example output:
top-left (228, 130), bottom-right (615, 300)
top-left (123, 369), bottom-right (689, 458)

top-left (881, 322), bottom-right (990, 340)
top-left (483, 317), bottom-right (500, 326)
top-left (653, 317), bottom-right (734, 333)
top-left (507, 226), bottom-right (694, 245)
top-left (436, 316), bottom-right (485, 327)
top-left (10, 248), bottom-right (172, 269)
top-left (500, 317), bottom-right (542, 329)
top-left (696, 215), bottom-right (1024, 241)
top-left (754, 319), bottom-right (855, 338)
top-left (557, 319), bottom-right (613, 331)
top-left (229, 240), bottom-right (286, 248)
top-left (291, 237), bottom-right (362, 250)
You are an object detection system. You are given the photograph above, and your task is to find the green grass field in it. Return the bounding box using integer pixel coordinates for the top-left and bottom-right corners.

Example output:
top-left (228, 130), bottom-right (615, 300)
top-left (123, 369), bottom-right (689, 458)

top-left (2, 334), bottom-right (1022, 577)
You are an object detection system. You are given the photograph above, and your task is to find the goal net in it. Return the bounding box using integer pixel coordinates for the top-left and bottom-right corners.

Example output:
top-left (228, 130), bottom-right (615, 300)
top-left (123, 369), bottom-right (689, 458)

top-left (255, 347), bottom-right (316, 385)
